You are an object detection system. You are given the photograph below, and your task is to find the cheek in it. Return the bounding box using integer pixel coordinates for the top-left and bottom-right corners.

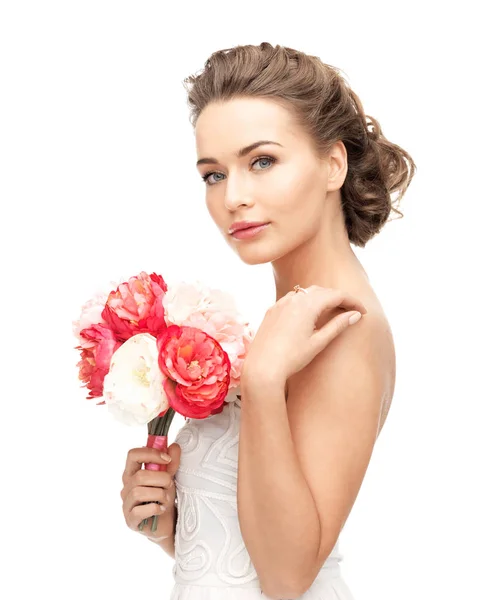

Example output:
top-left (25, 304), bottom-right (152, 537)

top-left (277, 175), bottom-right (324, 224)
top-left (274, 163), bottom-right (321, 209)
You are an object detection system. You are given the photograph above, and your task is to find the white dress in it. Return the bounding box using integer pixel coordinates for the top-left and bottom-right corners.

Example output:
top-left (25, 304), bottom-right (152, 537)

top-left (170, 386), bottom-right (356, 600)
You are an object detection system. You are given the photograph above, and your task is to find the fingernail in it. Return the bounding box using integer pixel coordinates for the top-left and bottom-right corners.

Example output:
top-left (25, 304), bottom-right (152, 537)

top-left (160, 453), bottom-right (172, 462)
top-left (349, 312), bottom-right (362, 325)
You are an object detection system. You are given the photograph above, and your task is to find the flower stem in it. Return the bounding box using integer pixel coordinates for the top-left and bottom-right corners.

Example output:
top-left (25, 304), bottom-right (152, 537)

top-left (151, 515), bottom-right (159, 532)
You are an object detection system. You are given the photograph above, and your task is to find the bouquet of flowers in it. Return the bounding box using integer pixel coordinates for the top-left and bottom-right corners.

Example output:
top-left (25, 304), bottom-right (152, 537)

top-left (73, 271), bottom-right (254, 532)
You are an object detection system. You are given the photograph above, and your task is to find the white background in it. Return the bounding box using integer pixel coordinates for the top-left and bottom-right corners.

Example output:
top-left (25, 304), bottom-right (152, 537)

top-left (1, 1), bottom-right (485, 599)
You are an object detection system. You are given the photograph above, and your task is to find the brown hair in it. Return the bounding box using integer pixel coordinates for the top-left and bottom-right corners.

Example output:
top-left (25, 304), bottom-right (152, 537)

top-left (183, 42), bottom-right (417, 247)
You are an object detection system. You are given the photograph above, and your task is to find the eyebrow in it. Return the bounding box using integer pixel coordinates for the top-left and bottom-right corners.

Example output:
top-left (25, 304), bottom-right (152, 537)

top-left (196, 140), bottom-right (283, 167)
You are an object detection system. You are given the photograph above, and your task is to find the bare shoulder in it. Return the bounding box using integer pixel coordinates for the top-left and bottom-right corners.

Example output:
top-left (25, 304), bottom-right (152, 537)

top-left (312, 283), bottom-right (396, 437)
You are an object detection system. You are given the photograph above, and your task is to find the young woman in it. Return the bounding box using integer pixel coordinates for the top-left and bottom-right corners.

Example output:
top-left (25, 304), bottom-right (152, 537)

top-left (121, 42), bottom-right (416, 599)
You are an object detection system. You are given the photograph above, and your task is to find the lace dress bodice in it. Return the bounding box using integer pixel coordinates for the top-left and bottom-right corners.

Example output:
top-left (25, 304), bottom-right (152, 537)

top-left (170, 386), bottom-right (355, 599)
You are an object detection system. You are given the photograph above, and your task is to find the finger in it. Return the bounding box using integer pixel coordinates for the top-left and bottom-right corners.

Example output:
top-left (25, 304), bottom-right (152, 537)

top-left (165, 442), bottom-right (182, 477)
top-left (125, 486), bottom-right (167, 514)
top-left (129, 502), bottom-right (167, 531)
top-left (122, 447), bottom-right (173, 483)
top-left (311, 310), bottom-right (363, 350)
top-left (133, 468), bottom-right (174, 490)
top-left (311, 287), bottom-right (367, 315)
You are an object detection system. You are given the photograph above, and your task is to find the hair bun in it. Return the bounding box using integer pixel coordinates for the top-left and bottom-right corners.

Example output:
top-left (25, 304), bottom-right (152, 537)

top-left (184, 42), bottom-right (417, 247)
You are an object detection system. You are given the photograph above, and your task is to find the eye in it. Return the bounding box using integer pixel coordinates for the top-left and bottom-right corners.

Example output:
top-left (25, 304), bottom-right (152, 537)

top-left (201, 156), bottom-right (276, 186)
top-left (252, 156), bottom-right (275, 171)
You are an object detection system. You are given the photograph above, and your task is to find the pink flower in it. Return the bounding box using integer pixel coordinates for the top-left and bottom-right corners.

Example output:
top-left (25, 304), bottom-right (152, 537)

top-left (162, 281), bottom-right (254, 390)
top-left (157, 325), bottom-right (231, 419)
top-left (75, 324), bottom-right (122, 402)
top-left (72, 281), bottom-right (120, 347)
top-left (101, 271), bottom-right (168, 341)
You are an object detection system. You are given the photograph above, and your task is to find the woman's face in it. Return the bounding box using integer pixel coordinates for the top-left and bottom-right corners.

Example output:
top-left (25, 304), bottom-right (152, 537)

top-left (195, 97), bottom-right (340, 265)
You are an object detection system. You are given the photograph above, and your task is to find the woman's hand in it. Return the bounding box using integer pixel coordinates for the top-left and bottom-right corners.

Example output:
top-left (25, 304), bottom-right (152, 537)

top-left (241, 285), bottom-right (367, 385)
top-left (120, 443), bottom-right (181, 541)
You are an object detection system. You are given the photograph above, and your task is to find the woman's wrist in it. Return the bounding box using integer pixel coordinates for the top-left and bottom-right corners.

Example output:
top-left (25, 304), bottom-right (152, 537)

top-left (241, 369), bottom-right (286, 395)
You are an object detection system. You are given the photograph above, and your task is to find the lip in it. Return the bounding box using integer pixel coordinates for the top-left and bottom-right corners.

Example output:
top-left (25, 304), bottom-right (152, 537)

top-left (230, 223), bottom-right (270, 240)
top-left (228, 221), bottom-right (270, 234)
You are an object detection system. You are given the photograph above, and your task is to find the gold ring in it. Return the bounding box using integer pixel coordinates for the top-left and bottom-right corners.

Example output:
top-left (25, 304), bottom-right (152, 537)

top-left (293, 285), bottom-right (308, 294)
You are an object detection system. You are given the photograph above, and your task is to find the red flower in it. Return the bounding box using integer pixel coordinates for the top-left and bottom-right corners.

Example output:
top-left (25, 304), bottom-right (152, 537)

top-left (75, 324), bottom-right (122, 402)
top-left (157, 325), bottom-right (231, 419)
top-left (101, 271), bottom-right (168, 341)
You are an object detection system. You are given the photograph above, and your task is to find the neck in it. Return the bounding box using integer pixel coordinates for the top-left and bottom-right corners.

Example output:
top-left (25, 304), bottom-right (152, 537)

top-left (271, 193), bottom-right (368, 301)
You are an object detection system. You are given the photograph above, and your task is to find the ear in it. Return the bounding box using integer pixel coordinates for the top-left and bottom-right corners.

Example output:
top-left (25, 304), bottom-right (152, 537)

top-left (326, 140), bottom-right (348, 192)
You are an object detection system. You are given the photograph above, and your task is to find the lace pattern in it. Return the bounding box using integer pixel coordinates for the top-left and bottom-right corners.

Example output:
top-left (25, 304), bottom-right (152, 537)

top-left (170, 388), bottom-right (345, 595)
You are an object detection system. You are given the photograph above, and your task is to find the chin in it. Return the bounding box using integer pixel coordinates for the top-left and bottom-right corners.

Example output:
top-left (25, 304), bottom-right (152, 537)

top-left (230, 242), bottom-right (287, 266)
top-left (237, 254), bottom-right (271, 266)
top-left (225, 227), bottom-right (298, 265)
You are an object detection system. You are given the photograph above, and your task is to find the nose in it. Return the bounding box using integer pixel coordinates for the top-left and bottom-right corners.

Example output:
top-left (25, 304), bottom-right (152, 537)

top-left (224, 189), bottom-right (255, 211)
top-left (224, 171), bottom-right (255, 212)
top-left (224, 197), bottom-right (254, 211)
top-left (220, 172), bottom-right (254, 212)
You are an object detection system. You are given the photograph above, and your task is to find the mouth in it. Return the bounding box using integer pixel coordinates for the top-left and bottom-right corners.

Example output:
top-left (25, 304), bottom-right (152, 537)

top-left (230, 223), bottom-right (271, 240)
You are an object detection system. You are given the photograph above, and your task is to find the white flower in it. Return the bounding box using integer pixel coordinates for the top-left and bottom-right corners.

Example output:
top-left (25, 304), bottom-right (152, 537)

top-left (102, 333), bottom-right (169, 426)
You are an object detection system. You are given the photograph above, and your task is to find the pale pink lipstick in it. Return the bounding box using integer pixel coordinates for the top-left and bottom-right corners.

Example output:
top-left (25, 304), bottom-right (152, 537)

top-left (230, 223), bottom-right (270, 239)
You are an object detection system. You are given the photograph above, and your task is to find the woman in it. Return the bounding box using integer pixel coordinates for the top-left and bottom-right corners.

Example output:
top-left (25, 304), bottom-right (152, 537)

top-left (121, 42), bottom-right (416, 599)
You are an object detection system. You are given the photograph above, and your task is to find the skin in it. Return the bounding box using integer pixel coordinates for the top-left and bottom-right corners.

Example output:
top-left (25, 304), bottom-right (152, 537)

top-left (195, 96), bottom-right (395, 431)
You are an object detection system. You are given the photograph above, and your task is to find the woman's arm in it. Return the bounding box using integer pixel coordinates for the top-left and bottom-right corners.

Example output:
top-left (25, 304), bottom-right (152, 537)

top-left (237, 377), bottom-right (321, 599)
top-left (237, 313), bottom-right (387, 599)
